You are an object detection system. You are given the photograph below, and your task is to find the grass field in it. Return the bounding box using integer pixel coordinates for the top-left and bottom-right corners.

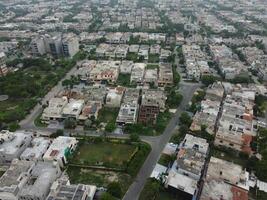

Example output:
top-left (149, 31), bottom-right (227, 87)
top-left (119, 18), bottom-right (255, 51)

top-left (71, 141), bottom-right (137, 167)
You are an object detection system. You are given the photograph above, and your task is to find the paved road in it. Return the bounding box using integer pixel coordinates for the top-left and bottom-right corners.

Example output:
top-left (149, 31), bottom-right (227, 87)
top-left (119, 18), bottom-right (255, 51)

top-left (17, 55), bottom-right (201, 200)
top-left (123, 82), bottom-right (200, 200)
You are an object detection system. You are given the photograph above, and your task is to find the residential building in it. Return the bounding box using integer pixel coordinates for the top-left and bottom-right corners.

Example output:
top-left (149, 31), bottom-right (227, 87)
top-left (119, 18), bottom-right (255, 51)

top-left (20, 137), bottom-right (51, 161)
top-left (43, 136), bottom-right (78, 167)
top-left (165, 135), bottom-right (209, 198)
top-left (158, 63), bottom-right (173, 86)
top-left (0, 159), bottom-right (35, 200)
top-left (116, 88), bottom-right (140, 125)
top-left (106, 86), bottom-right (125, 107)
top-left (138, 89), bottom-right (166, 124)
top-left (18, 162), bottom-right (61, 200)
top-left (62, 33), bottom-right (79, 57)
top-left (89, 61), bottom-right (120, 84)
top-left (0, 52), bottom-right (8, 77)
top-left (41, 97), bottom-right (68, 123)
top-left (62, 99), bottom-right (85, 120)
top-left (130, 63), bottom-right (146, 84)
top-left (0, 130), bottom-right (33, 163)
top-left (30, 36), bottom-right (46, 56)
top-left (47, 173), bottom-right (96, 200)
top-left (200, 157), bottom-right (249, 200)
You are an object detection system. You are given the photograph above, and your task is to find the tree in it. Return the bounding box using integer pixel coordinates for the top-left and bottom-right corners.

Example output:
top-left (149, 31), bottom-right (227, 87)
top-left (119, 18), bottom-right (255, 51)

top-left (201, 75), bottom-right (217, 86)
top-left (107, 182), bottom-right (122, 198)
top-left (130, 133), bottom-right (140, 142)
top-left (179, 112), bottom-right (192, 127)
top-left (64, 118), bottom-right (77, 129)
top-left (50, 129), bottom-right (64, 138)
top-left (105, 122), bottom-right (116, 133)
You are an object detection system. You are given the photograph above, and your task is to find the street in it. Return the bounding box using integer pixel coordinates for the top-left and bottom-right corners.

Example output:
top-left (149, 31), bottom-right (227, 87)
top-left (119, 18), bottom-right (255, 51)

top-left (123, 82), bottom-right (200, 200)
top-left (17, 58), bottom-right (201, 200)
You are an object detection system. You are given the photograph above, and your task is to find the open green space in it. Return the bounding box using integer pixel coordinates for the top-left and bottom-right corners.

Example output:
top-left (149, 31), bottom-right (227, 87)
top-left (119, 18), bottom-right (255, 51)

top-left (67, 137), bottom-right (151, 197)
top-left (70, 141), bottom-right (137, 168)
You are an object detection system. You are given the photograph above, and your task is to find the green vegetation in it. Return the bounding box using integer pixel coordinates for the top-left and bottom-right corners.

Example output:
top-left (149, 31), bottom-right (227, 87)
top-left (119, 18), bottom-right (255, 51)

top-left (166, 88), bottom-right (183, 109)
top-left (148, 54), bottom-right (160, 63)
top-left (254, 95), bottom-right (267, 117)
top-left (126, 52), bottom-right (138, 62)
top-left (158, 154), bottom-right (175, 167)
top-left (0, 57), bottom-right (78, 126)
top-left (98, 108), bottom-right (119, 123)
top-left (140, 178), bottom-right (191, 200)
top-left (189, 90), bottom-right (205, 113)
top-left (124, 111), bottom-right (172, 136)
top-left (116, 74), bottom-right (131, 87)
top-left (70, 140), bottom-right (136, 168)
top-left (107, 182), bottom-right (122, 198)
top-left (146, 64), bottom-right (159, 69)
top-left (67, 137), bottom-right (151, 197)
top-left (34, 111), bottom-right (47, 127)
top-left (64, 118), bottom-right (77, 129)
top-left (126, 142), bottom-right (151, 176)
top-left (201, 75), bottom-right (217, 86)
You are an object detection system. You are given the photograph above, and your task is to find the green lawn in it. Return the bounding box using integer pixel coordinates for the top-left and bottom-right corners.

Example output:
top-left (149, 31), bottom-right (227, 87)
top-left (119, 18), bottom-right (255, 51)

top-left (117, 74), bottom-right (131, 87)
top-left (98, 107), bottom-right (119, 123)
top-left (71, 141), bottom-right (137, 168)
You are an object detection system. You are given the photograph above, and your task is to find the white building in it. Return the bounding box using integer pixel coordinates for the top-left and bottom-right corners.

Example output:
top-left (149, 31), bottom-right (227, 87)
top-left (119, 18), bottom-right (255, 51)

top-left (43, 136), bottom-right (78, 167)
top-left (62, 33), bottom-right (79, 57)
top-left (62, 99), bottom-right (85, 120)
top-left (18, 162), bottom-right (61, 200)
top-left (20, 137), bottom-right (51, 161)
top-left (30, 36), bottom-right (46, 56)
top-left (47, 174), bottom-right (97, 200)
top-left (106, 87), bottom-right (125, 108)
top-left (0, 130), bottom-right (33, 163)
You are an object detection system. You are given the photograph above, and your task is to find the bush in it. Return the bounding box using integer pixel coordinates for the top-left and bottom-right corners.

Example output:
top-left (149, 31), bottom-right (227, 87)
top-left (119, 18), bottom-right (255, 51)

top-left (179, 112), bottom-right (192, 127)
top-left (105, 122), bottom-right (116, 133)
top-left (130, 133), bottom-right (140, 142)
top-left (127, 143), bottom-right (151, 176)
top-left (100, 192), bottom-right (116, 200)
top-left (107, 182), bottom-right (122, 198)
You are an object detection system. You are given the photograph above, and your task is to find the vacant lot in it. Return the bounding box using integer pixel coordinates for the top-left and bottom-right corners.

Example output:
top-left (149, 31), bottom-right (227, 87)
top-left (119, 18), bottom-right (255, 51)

top-left (71, 141), bottom-right (137, 168)
top-left (67, 166), bottom-right (132, 193)
top-left (97, 107), bottom-right (119, 123)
